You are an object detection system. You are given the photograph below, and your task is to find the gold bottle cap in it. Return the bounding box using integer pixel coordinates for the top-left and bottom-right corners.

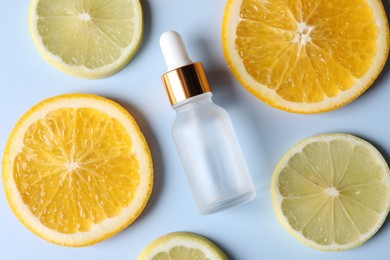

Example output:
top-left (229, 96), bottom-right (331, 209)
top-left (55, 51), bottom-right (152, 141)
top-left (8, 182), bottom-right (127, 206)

top-left (162, 62), bottom-right (211, 106)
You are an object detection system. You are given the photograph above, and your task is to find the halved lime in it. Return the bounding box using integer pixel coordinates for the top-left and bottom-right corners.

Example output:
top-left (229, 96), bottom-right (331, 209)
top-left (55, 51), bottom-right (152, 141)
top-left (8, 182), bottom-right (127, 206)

top-left (272, 133), bottom-right (390, 251)
top-left (29, 0), bottom-right (143, 79)
top-left (138, 232), bottom-right (228, 260)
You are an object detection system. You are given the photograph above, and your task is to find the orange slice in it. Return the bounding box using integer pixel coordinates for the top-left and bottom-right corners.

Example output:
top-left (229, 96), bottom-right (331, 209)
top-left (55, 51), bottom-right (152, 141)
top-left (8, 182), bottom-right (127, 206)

top-left (2, 94), bottom-right (153, 246)
top-left (223, 0), bottom-right (389, 113)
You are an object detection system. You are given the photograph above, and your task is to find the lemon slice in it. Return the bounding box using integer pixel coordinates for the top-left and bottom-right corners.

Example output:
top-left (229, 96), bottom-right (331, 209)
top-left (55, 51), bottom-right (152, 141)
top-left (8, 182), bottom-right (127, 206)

top-left (29, 0), bottom-right (143, 79)
top-left (272, 133), bottom-right (390, 251)
top-left (223, 0), bottom-right (390, 113)
top-left (138, 232), bottom-right (228, 260)
top-left (2, 94), bottom-right (153, 246)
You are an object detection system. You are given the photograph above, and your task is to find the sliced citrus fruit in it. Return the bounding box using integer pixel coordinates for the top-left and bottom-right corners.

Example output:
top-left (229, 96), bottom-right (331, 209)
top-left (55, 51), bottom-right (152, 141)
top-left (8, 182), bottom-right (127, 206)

top-left (272, 133), bottom-right (390, 251)
top-left (223, 0), bottom-right (390, 113)
top-left (138, 232), bottom-right (228, 260)
top-left (2, 94), bottom-right (153, 246)
top-left (29, 0), bottom-right (143, 79)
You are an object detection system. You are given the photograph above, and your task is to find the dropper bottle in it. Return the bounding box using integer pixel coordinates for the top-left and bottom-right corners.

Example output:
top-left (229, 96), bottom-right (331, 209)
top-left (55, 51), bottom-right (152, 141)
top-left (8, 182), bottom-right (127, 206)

top-left (160, 31), bottom-right (256, 215)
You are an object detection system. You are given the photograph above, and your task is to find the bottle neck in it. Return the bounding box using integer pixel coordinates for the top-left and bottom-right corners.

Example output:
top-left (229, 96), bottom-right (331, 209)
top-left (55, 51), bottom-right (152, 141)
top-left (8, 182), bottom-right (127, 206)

top-left (172, 92), bottom-right (213, 112)
top-left (162, 63), bottom-right (212, 105)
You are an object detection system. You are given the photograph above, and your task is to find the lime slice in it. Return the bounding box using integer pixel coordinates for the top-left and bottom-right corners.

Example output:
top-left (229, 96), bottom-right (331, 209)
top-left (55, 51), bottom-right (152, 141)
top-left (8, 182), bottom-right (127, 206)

top-left (272, 133), bottom-right (390, 251)
top-left (29, 0), bottom-right (143, 79)
top-left (138, 232), bottom-right (228, 260)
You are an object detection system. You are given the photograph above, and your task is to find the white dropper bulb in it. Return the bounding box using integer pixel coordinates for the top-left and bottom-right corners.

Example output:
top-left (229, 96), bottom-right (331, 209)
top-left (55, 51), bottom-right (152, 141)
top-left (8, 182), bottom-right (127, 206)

top-left (160, 31), bottom-right (193, 71)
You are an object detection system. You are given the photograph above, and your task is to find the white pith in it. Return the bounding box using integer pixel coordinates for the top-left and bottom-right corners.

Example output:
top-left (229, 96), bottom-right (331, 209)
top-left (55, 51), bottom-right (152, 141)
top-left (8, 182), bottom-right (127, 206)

top-left (79, 12), bottom-right (91, 21)
top-left (293, 22), bottom-right (313, 46)
top-left (326, 187), bottom-right (340, 198)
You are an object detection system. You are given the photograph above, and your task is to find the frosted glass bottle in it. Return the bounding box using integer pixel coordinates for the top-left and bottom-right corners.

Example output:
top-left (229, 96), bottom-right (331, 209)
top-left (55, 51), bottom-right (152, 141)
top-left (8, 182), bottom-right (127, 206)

top-left (160, 31), bottom-right (256, 214)
top-left (172, 93), bottom-right (256, 214)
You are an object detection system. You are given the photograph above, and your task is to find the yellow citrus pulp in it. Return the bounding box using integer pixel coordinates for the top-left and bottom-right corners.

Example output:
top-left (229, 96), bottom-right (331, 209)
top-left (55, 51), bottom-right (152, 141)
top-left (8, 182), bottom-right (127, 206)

top-left (138, 232), bottom-right (228, 260)
top-left (223, 0), bottom-right (390, 113)
top-left (29, 0), bottom-right (143, 79)
top-left (272, 134), bottom-right (390, 250)
top-left (2, 94), bottom-right (153, 246)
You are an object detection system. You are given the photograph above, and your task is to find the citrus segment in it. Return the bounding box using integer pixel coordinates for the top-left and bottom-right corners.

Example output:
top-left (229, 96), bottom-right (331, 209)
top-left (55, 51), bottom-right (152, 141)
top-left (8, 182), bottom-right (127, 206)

top-left (272, 134), bottom-right (390, 250)
top-left (223, 0), bottom-right (390, 113)
top-left (3, 94), bottom-right (153, 246)
top-left (138, 232), bottom-right (228, 260)
top-left (29, 0), bottom-right (143, 78)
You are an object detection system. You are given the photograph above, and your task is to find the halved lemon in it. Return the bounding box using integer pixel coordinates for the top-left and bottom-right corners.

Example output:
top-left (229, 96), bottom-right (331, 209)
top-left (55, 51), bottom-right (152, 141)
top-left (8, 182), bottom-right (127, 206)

top-left (272, 133), bottom-right (390, 251)
top-left (223, 0), bottom-right (390, 113)
top-left (138, 232), bottom-right (228, 260)
top-left (29, 0), bottom-right (143, 79)
top-left (2, 94), bottom-right (153, 246)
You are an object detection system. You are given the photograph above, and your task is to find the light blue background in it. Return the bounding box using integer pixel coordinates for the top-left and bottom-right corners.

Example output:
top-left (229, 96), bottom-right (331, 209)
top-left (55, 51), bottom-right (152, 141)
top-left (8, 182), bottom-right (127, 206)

top-left (1, 0), bottom-right (390, 259)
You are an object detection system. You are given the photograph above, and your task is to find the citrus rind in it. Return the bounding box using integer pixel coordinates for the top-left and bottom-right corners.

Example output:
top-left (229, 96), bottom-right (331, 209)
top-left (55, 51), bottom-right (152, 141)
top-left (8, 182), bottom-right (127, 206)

top-left (138, 232), bottom-right (228, 260)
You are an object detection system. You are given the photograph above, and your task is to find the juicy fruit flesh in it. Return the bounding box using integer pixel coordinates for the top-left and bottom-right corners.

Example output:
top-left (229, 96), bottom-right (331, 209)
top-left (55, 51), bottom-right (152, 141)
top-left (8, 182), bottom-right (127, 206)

top-left (152, 246), bottom-right (208, 260)
top-left (236, 0), bottom-right (378, 103)
top-left (139, 232), bottom-right (228, 260)
top-left (279, 139), bottom-right (389, 246)
top-left (36, 0), bottom-right (136, 69)
top-left (13, 108), bottom-right (140, 234)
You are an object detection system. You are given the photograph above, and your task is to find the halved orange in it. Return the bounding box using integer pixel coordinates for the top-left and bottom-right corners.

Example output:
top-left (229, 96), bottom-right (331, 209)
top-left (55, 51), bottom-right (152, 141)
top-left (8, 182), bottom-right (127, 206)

top-left (223, 0), bottom-right (390, 113)
top-left (2, 94), bottom-right (153, 246)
